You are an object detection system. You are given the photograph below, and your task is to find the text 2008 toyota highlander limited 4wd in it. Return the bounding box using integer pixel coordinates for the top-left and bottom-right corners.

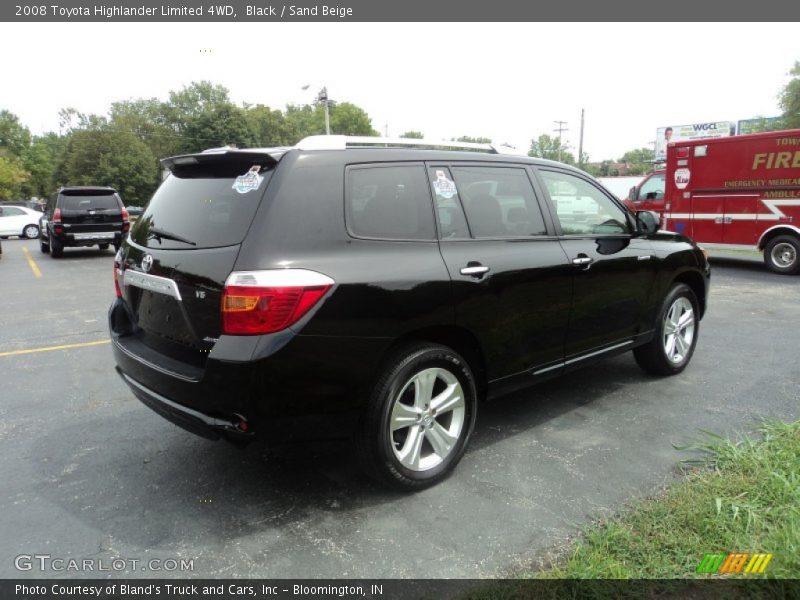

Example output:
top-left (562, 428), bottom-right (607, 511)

top-left (109, 136), bottom-right (710, 489)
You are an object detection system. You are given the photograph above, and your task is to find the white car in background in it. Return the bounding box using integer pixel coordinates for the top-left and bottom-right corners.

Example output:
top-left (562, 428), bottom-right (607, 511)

top-left (0, 205), bottom-right (41, 239)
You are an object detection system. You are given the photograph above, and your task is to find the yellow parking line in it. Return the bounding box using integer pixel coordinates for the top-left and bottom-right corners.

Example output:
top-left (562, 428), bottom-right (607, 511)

top-left (0, 339), bottom-right (111, 358)
top-left (21, 247), bottom-right (42, 278)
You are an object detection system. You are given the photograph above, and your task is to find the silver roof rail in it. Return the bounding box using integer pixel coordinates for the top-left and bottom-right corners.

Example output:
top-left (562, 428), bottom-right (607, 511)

top-left (295, 135), bottom-right (498, 154)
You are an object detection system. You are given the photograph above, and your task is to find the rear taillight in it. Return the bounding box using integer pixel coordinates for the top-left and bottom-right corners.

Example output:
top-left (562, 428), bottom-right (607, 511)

top-left (53, 208), bottom-right (62, 223)
top-left (113, 249), bottom-right (123, 298)
top-left (221, 269), bottom-right (334, 335)
top-left (121, 207), bottom-right (130, 233)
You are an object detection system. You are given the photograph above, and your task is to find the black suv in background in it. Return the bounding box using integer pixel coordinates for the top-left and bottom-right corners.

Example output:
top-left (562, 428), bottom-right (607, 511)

top-left (40, 186), bottom-right (129, 258)
top-left (109, 136), bottom-right (710, 489)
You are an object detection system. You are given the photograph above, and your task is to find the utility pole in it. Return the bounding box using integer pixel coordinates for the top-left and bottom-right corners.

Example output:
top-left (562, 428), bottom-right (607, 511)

top-left (317, 87), bottom-right (331, 135)
top-left (578, 109), bottom-right (585, 166)
top-left (553, 120), bottom-right (568, 162)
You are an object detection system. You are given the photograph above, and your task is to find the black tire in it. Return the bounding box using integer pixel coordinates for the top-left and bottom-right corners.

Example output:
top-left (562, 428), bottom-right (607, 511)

top-left (40, 238), bottom-right (49, 254)
top-left (113, 241), bottom-right (121, 251)
top-left (355, 343), bottom-right (478, 490)
top-left (763, 235), bottom-right (800, 275)
top-left (49, 234), bottom-right (63, 258)
top-left (22, 224), bottom-right (40, 239)
top-left (98, 243), bottom-right (110, 250)
top-left (634, 283), bottom-right (700, 376)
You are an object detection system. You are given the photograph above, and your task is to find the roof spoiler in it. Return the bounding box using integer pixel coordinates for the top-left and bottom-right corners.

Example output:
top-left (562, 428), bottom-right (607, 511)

top-left (161, 148), bottom-right (288, 172)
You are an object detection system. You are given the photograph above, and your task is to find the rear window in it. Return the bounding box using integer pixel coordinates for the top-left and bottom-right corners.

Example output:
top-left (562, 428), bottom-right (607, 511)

top-left (59, 194), bottom-right (120, 210)
top-left (131, 161), bottom-right (273, 249)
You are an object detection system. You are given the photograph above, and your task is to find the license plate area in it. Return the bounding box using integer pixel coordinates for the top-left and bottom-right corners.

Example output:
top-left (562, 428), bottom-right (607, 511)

top-left (74, 232), bottom-right (114, 240)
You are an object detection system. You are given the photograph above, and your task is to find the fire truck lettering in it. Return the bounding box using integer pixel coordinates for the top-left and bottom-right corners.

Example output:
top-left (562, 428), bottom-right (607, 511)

top-left (752, 151), bottom-right (800, 170)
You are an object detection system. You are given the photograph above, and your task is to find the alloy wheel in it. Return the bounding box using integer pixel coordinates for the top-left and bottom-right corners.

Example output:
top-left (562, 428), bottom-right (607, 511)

top-left (663, 296), bottom-right (695, 364)
top-left (389, 367), bottom-right (466, 472)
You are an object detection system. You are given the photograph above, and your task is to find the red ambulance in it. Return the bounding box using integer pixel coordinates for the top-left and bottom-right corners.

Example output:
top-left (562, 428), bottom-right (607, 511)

top-left (625, 130), bottom-right (800, 274)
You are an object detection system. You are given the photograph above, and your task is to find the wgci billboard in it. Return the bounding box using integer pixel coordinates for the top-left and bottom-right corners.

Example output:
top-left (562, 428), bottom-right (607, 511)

top-left (655, 121), bottom-right (735, 161)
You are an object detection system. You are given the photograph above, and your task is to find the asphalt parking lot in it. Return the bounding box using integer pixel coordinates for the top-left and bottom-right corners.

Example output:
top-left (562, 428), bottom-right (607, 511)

top-left (1, 237), bottom-right (798, 579)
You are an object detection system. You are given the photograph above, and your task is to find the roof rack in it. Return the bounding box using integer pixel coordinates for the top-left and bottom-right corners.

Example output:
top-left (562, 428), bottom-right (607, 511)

top-left (295, 135), bottom-right (498, 154)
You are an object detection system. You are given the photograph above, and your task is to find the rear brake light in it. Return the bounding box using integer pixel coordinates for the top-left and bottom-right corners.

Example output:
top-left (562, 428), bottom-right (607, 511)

top-left (113, 249), bottom-right (123, 298)
top-left (221, 269), bottom-right (334, 335)
top-left (676, 147), bottom-right (690, 159)
top-left (53, 208), bottom-right (62, 223)
top-left (121, 207), bottom-right (130, 232)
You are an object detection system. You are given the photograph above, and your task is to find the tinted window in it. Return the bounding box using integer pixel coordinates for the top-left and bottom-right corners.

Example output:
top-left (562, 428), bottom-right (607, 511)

top-left (0, 206), bottom-right (24, 216)
top-left (347, 165), bottom-right (434, 240)
top-left (451, 166), bottom-right (547, 238)
top-left (539, 170), bottom-right (630, 235)
top-left (428, 167), bottom-right (470, 239)
top-left (59, 195), bottom-right (120, 210)
top-left (131, 162), bottom-right (273, 249)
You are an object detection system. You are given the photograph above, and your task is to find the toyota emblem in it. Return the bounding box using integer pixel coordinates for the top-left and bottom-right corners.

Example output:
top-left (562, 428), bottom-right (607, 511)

top-left (141, 254), bottom-right (154, 273)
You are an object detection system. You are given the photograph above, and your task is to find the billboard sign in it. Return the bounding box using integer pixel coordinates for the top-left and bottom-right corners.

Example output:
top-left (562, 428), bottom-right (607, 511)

top-left (655, 121), bottom-right (734, 161)
top-left (736, 116), bottom-right (787, 135)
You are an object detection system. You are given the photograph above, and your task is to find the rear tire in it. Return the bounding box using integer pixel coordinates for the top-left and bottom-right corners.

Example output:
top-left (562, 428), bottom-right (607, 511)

top-left (763, 235), bottom-right (800, 275)
top-left (23, 224), bottom-right (40, 239)
top-left (634, 283), bottom-right (700, 376)
top-left (49, 234), bottom-right (63, 258)
top-left (355, 343), bottom-right (478, 490)
top-left (98, 243), bottom-right (110, 250)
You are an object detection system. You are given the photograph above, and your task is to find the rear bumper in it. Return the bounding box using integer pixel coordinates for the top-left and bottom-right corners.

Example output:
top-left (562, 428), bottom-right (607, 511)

top-left (116, 367), bottom-right (252, 442)
top-left (48, 227), bottom-right (124, 247)
top-left (109, 299), bottom-right (391, 441)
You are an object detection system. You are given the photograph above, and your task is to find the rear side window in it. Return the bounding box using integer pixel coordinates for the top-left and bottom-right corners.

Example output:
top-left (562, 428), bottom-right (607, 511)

top-left (346, 165), bottom-right (435, 241)
top-left (131, 160), bottom-right (273, 249)
top-left (450, 166), bottom-right (547, 238)
top-left (59, 194), bottom-right (120, 210)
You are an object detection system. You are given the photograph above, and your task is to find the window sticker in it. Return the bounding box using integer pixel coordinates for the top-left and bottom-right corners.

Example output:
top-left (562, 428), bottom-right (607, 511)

top-left (432, 170), bottom-right (457, 199)
top-left (232, 165), bottom-right (263, 194)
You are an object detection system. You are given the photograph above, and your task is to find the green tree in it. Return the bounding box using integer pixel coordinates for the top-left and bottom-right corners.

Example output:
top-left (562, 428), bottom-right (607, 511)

top-left (400, 131), bottom-right (424, 139)
top-left (180, 103), bottom-right (255, 153)
top-left (780, 60), bottom-right (800, 129)
top-left (245, 104), bottom-right (292, 147)
top-left (57, 128), bottom-right (158, 205)
top-left (0, 156), bottom-right (29, 199)
top-left (617, 147), bottom-right (654, 175)
top-left (285, 102), bottom-right (377, 141)
top-left (109, 98), bottom-right (178, 160)
top-left (0, 110), bottom-right (32, 157)
top-left (167, 81), bottom-right (231, 121)
top-left (528, 134), bottom-right (575, 164)
top-left (455, 135), bottom-right (492, 144)
top-left (20, 136), bottom-right (62, 198)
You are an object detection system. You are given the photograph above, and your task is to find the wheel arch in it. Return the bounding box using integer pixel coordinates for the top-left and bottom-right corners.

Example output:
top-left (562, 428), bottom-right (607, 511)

top-left (387, 325), bottom-right (488, 400)
top-left (671, 269), bottom-right (707, 319)
top-left (757, 225), bottom-right (800, 250)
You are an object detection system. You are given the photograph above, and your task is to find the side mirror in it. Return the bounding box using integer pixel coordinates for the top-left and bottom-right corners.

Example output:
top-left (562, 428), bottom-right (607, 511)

top-left (628, 186), bottom-right (638, 202)
top-left (636, 210), bottom-right (659, 234)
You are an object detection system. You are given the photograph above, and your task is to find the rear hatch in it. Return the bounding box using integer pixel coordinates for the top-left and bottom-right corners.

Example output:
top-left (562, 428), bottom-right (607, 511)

top-left (119, 152), bottom-right (279, 365)
top-left (59, 190), bottom-right (123, 233)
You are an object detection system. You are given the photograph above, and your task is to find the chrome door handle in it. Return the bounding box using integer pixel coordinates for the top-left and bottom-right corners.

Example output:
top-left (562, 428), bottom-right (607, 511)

top-left (572, 256), bottom-right (593, 266)
top-left (460, 265), bottom-right (490, 277)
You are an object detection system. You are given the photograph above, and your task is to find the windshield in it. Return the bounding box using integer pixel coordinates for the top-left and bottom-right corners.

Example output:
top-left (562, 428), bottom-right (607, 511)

top-left (131, 164), bottom-right (273, 249)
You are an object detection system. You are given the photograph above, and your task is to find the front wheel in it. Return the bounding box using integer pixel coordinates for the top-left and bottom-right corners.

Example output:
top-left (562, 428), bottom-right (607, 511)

top-left (356, 343), bottom-right (478, 490)
top-left (763, 235), bottom-right (800, 275)
top-left (634, 283), bottom-right (699, 376)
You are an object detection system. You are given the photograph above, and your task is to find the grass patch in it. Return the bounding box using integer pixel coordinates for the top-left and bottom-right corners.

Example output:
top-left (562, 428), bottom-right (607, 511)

top-left (460, 420), bottom-right (799, 599)
top-left (533, 418), bottom-right (800, 579)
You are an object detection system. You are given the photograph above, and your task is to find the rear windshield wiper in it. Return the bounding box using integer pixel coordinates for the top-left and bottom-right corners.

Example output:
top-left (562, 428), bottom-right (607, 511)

top-left (147, 226), bottom-right (196, 246)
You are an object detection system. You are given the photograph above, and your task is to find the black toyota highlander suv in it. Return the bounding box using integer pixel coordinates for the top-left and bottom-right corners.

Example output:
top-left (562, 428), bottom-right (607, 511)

top-left (40, 186), bottom-right (129, 257)
top-left (109, 136), bottom-right (710, 489)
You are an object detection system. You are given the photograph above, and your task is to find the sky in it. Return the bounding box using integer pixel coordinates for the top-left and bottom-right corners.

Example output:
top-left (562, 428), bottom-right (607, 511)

top-left (1, 22), bottom-right (798, 161)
